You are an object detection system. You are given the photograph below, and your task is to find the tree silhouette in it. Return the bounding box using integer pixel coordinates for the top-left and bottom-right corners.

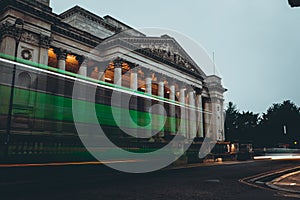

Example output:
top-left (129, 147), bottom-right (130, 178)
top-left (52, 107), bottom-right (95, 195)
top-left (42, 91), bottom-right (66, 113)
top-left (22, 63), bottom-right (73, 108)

top-left (225, 102), bottom-right (239, 142)
top-left (259, 100), bottom-right (300, 147)
top-left (236, 111), bottom-right (259, 142)
top-left (225, 100), bottom-right (300, 147)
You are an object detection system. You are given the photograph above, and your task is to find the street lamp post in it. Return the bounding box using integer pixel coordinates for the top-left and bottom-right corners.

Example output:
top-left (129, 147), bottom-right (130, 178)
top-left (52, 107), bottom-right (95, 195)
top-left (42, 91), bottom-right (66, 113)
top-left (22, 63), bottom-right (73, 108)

top-left (4, 18), bottom-right (24, 158)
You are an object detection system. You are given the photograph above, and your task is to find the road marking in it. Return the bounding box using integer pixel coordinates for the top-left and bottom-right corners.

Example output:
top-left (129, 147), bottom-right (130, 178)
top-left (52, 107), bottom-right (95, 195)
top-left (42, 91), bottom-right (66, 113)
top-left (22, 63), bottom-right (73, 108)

top-left (204, 179), bottom-right (221, 183)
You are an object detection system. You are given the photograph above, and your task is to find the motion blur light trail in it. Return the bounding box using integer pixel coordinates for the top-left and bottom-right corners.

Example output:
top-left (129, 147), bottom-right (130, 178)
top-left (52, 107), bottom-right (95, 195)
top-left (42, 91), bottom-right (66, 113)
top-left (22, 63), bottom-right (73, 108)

top-left (254, 154), bottom-right (300, 160)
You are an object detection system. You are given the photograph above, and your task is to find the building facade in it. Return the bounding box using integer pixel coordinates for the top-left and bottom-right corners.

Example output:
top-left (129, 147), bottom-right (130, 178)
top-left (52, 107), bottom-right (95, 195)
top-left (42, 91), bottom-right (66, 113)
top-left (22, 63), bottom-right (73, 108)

top-left (0, 0), bottom-right (226, 141)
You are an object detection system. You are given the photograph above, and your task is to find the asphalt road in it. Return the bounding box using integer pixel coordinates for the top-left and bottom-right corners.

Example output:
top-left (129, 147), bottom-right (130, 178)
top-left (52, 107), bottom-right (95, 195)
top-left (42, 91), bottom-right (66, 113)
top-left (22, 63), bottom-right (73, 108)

top-left (1, 160), bottom-right (300, 200)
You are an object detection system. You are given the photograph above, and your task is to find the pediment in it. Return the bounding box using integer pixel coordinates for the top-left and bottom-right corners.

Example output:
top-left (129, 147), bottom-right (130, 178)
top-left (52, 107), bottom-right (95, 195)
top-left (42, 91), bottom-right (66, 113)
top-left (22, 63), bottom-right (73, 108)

top-left (121, 36), bottom-right (207, 79)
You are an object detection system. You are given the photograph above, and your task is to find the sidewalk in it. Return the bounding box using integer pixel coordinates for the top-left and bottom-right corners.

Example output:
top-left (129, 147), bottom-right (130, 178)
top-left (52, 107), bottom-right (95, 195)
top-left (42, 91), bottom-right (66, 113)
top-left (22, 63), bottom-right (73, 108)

top-left (267, 170), bottom-right (300, 193)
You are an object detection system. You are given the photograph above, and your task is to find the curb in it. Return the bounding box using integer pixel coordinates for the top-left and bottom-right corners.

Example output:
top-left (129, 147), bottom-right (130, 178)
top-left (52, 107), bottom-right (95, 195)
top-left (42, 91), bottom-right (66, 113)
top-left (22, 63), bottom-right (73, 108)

top-left (240, 166), bottom-right (300, 194)
top-left (266, 170), bottom-right (300, 194)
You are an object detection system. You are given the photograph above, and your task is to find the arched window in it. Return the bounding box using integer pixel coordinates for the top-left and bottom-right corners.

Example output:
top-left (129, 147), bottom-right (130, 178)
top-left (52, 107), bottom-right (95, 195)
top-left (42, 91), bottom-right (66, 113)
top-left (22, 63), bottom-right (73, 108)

top-left (15, 72), bottom-right (31, 106)
top-left (17, 72), bottom-right (31, 88)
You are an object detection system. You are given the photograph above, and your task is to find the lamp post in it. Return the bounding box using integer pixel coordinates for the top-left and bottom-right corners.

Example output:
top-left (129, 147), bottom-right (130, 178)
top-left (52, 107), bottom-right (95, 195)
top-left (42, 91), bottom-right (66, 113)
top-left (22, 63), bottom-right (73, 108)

top-left (4, 18), bottom-right (24, 158)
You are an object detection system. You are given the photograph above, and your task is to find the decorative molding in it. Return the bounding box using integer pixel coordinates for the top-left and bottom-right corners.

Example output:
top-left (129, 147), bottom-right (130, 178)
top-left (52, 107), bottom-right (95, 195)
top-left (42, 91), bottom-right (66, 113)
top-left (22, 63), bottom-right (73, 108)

top-left (113, 57), bottom-right (123, 68)
top-left (60, 6), bottom-right (123, 34)
top-left (111, 39), bottom-right (204, 80)
top-left (130, 64), bottom-right (140, 73)
top-left (22, 32), bottom-right (39, 45)
top-left (52, 25), bottom-right (100, 47)
top-left (1, 0), bottom-right (103, 48)
top-left (54, 48), bottom-right (68, 60)
top-left (0, 21), bottom-right (13, 40)
top-left (139, 43), bottom-right (198, 74)
top-left (21, 49), bottom-right (33, 60)
top-left (39, 34), bottom-right (52, 48)
top-left (142, 68), bottom-right (154, 78)
top-left (0, 21), bottom-right (23, 40)
top-left (76, 55), bottom-right (90, 66)
top-left (155, 73), bottom-right (166, 82)
top-left (194, 87), bottom-right (203, 95)
top-left (122, 37), bottom-right (206, 78)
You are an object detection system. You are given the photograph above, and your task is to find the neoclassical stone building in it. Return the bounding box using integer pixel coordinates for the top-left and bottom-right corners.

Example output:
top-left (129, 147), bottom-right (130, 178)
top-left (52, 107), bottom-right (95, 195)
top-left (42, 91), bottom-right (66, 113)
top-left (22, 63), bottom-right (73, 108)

top-left (0, 0), bottom-right (226, 141)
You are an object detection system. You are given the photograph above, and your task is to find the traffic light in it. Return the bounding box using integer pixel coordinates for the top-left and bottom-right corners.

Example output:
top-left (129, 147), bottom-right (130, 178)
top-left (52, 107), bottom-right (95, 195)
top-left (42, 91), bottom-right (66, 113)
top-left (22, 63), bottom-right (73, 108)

top-left (289, 0), bottom-right (300, 7)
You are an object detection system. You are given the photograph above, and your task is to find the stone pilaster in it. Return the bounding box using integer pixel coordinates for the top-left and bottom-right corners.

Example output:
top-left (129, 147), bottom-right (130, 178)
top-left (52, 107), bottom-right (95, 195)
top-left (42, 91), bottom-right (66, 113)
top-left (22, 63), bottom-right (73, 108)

top-left (196, 89), bottom-right (204, 138)
top-left (39, 34), bottom-right (52, 65)
top-left (205, 75), bottom-right (227, 141)
top-left (53, 48), bottom-right (68, 132)
top-left (0, 21), bottom-right (23, 57)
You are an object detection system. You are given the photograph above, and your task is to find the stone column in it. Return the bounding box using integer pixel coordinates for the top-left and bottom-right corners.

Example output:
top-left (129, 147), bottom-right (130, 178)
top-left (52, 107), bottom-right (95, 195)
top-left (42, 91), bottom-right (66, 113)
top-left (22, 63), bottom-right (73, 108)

top-left (158, 76), bottom-right (165, 98)
top-left (145, 70), bottom-right (152, 95)
top-left (157, 75), bottom-right (165, 138)
top-left (77, 56), bottom-right (88, 77)
top-left (130, 65), bottom-right (138, 90)
top-left (169, 79), bottom-right (176, 136)
top-left (169, 82), bottom-right (176, 101)
top-left (56, 48), bottom-right (67, 71)
top-left (113, 58), bottom-right (123, 138)
top-left (179, 84), bottom-right (187, 138)
top-left (142, 69), bottom-right (152, 138)
top-left (97, 60), bottom-right (110, 81)
top-left (188, 88), bottom-right (196, 140)
top-left (130, 65), bottom-right (138, 137)
top-left (196, 90), bottom-right (204, 138)
top-left (114, 59), bottom-right (122, 86)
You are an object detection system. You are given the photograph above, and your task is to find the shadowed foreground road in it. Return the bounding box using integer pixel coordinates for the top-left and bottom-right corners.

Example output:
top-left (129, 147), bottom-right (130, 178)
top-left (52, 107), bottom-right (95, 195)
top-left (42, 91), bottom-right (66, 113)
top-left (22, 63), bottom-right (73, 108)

top-left (1, 160), bottom-right (300, 200)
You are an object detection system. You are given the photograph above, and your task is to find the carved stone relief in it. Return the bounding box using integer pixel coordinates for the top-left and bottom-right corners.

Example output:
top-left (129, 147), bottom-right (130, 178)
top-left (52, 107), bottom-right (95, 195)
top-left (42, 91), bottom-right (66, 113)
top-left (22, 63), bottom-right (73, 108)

top-left (21, 32), bottom-right (39, 45)
top-left (139, 42), bottom-right (197, 73)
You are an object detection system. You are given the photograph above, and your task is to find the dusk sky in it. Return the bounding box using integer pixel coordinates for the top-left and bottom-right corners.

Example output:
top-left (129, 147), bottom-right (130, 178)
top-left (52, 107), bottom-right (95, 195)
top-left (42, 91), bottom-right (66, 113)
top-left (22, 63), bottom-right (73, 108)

top-left (51, 0), bottom-right (300, 114)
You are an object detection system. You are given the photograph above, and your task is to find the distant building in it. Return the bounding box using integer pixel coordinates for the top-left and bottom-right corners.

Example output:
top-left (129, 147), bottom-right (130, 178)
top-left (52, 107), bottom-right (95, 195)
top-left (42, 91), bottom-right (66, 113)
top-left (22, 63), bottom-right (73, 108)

top-left (0, 0), bottom-right (226, 141)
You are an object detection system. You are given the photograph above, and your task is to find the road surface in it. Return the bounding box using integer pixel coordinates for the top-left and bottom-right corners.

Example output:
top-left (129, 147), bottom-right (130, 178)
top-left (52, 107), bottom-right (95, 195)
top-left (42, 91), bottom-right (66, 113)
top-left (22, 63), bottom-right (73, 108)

top-left (0, 160), bottom-right (300, 200)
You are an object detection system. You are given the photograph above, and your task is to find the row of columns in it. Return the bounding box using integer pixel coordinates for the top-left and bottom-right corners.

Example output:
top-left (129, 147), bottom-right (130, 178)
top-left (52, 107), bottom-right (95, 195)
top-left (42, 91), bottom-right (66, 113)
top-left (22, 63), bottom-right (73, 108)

top-left (111, 62), bottom-right (205, 140)
top-left (53, 52), bottom-right (205, 140)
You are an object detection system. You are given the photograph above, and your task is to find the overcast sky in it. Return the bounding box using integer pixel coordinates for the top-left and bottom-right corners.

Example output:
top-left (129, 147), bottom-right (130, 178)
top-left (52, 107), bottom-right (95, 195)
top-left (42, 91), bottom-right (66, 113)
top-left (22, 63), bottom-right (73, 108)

top-left (51, 0), bottom-right (300, 114)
